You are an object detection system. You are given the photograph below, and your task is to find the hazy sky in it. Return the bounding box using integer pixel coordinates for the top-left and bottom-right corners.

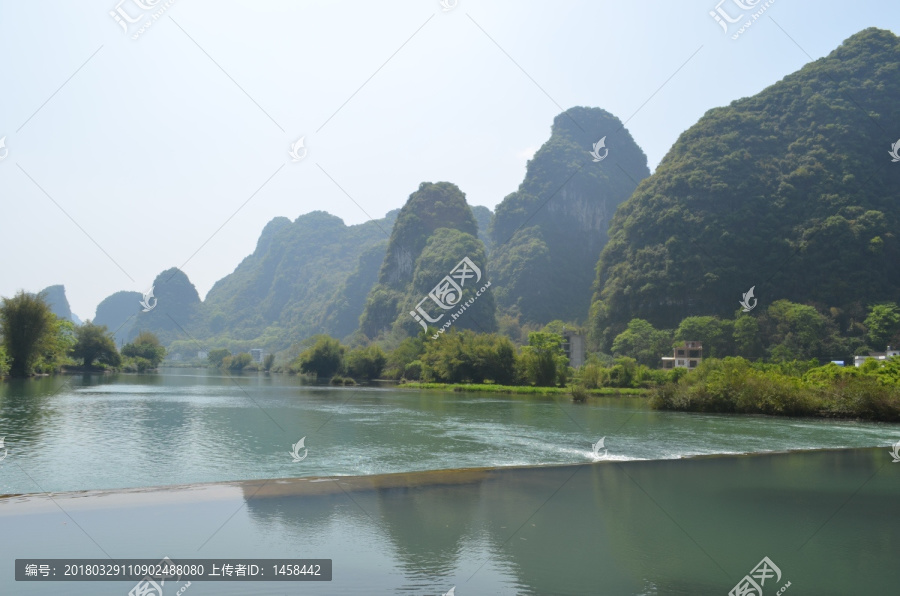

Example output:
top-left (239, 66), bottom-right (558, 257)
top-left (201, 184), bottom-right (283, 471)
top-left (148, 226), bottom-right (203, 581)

top-left (1, 0), bottom-right (898, 319)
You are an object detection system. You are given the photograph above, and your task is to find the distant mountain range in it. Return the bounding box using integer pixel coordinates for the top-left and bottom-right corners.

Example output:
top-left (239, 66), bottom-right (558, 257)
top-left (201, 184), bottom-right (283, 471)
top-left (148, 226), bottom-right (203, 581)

top-left (35, 28), bottom-right (899, 358)
top-left (40, 285), bottom-right (81, 325)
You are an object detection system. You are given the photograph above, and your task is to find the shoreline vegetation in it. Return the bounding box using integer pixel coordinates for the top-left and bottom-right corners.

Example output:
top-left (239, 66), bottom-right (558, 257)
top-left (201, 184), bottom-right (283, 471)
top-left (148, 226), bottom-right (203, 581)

top-left (651, 356), bottom-right (900, 422)
top-left (398, 382), bottom-right (647, 396)
top-left (3, 292), bottom-right (900, 423)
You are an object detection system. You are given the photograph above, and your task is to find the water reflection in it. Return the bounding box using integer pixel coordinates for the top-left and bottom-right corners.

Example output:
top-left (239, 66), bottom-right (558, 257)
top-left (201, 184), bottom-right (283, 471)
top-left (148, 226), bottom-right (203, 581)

top-left (235, 449), bottom-right (900, 594)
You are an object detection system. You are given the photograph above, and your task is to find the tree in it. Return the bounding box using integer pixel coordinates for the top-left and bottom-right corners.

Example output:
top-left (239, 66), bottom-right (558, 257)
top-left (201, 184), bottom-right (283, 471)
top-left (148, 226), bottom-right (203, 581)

top-left (673, 316), bottom-right (734, 358)
top-left (224, 352), bottom-right (253, 371)
top-left (0, 291), bottom-right (59, 377)
top-left (294, 335), bottom-right (345, 379)
top-left (344, 345), bottom-right (387, 380)
top-left (865, 303), bottom-right (900, 350)
top-left (0, 345), bottom-right (9, 377)
top-left (762, 300), bottom-right (836, 361)
top-left (421, 330), bottom-right (518, 384)
top-left (72, 321), bottom-right (121, 369)
top-left (263, 353), bottom-right (275, 372)
top-left (733, 315), bottom-right (763, 359)
top-left (122, 331), bottom-right (166, 369)
top-left (610, 319), bottom-right (672, 367)
top-left (34, 318), bottom-right (77, 373)
top-left (520, 331), bottom-right (568, 386)
top-left (383, 334), bottom-right (425, 379)
top-left (208, 348), bottom-right (230, 368)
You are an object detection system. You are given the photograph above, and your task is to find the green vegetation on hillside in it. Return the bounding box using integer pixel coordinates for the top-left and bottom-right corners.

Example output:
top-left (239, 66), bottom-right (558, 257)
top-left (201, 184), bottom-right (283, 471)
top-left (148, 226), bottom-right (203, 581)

top-left (360, 182), bottom-right (495, 340)
top-left (490, 106), bottom-right (649, 325)
top-left (590, 28), bottom-right (900, 350)
top-left (607, 299), bottom-right (900, 366)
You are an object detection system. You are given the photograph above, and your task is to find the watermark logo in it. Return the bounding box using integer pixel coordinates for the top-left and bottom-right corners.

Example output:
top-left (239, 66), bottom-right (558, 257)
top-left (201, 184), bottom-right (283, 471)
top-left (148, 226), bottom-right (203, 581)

top-left (0, 437), bottom-right (7, 461)
top-left (729, 556), bottom-right (791, 596)
top-left (439, 0), bottom-right (458, 11)
top-left (889, 139), bottom-right (900, 162)
top-left (0, 136), bottom-right (8, 161)
top-left (140, 286), bottom-right (158, 312)
top-left (129, 556), bottom-right (191, 596)
top-left (408, 256), bottom-right (491, 339)
top-left (591, 436), bottom-right (608, 459)
top-left (739, 286), bottom-right (757, 312)
top-left (443, 587), bottom-right (456, 596)
top-left (890, 439), bottom-right (900, 463)
top-left (290, 437), bottom-right (308, 462)
top-left (589, 136), bottom-right (608, 162)
top-left (289, 137), bottom-right (307, 162)
top-left (710, 0), bottom-right (776, 40)
top-left (110, 0), bottom-right (178, 40)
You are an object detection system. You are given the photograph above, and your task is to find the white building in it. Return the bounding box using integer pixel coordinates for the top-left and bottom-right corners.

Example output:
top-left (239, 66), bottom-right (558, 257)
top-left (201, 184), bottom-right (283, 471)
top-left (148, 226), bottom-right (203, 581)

top-left (561, 330), bottom-right (585, 368)
top-left (853, 346), bottom-right (900, 367)
top-left (661, 341), bottom-right (702, 369)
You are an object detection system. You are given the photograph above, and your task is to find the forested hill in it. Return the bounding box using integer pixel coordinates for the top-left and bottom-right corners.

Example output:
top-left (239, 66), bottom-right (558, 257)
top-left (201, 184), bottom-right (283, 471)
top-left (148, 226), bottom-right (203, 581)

top-left (201, 210), bottom-right (398, 346)
top-left (360, 182), bottom-right (495, 340)
top-left (93, 290), bottom-right (142, 346)
top-left (489, 106), bottom-right (649, 325)
top-left (590, 27), bottom-right (900, 350)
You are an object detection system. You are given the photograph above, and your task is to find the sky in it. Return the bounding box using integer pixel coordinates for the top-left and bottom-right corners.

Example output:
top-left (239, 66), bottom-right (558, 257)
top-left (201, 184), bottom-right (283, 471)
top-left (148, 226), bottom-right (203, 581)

top-left (1, 0), bottom-right (899, 320)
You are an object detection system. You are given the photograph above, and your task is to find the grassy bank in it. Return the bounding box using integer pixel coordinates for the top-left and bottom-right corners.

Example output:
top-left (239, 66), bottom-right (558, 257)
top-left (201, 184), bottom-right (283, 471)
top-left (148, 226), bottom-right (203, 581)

top-left (399, 382), bottom-right (648, 396)
top-left (651, 357), bottom-right (900, 421)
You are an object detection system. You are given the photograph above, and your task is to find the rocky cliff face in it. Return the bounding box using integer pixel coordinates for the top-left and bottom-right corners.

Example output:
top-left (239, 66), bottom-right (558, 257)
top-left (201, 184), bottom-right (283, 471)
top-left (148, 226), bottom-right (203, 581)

top-left (489, 106), bottom-right (649, 324)
top-left (360, 182), bottom-right (492, 339)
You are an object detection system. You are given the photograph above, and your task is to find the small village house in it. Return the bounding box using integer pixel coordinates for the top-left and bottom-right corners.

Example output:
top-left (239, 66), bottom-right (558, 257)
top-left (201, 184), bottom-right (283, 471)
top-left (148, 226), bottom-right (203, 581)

top-left (853, 346), bottom-right (900, 367)
top-left (661, 341), bottom-right (702, 369)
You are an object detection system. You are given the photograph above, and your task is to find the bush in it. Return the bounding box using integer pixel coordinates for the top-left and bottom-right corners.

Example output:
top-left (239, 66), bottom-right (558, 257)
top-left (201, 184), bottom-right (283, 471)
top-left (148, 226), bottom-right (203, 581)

top-left (403, 360), bottom-right (423, 380)
top-left (292, 336), bottom-right (345, 379)
top-left (649, 356), bottom-right (900, 421)
top-left (577, 361), bottom-right (607, 389)
top-left (421, 330), bottom-right (517, 384)
top-left (122, 331), bottom-right (166, 369)
top-left (520, 332), bottom-right (567, 386)
top-left (570, 384), bottom-right (588, 403)
top-left (224, 352), bottom-right (253, 371)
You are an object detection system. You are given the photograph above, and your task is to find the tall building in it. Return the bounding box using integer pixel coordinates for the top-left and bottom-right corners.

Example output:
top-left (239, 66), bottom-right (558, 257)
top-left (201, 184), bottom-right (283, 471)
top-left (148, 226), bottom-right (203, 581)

top-left (561, 330), bottom-right (585, 368)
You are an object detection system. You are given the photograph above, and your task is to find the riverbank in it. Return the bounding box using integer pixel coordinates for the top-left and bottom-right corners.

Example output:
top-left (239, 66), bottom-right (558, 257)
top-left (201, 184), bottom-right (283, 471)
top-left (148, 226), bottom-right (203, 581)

top-left (651, 357), bottom-right (900, 422)
top-left (399, 381), bottom-right (648, 396)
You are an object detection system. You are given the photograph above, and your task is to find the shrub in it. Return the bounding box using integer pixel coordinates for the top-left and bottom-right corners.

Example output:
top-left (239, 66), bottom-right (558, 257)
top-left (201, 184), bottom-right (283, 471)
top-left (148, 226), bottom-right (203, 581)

top-left (570, 384), bottom-right (588, 403)
top-left (225, 352), bottom-right (253, 371)
top-left (292, 336), bottom-right (345, 379)
top-left (403, 360), bottom-right (423, 380)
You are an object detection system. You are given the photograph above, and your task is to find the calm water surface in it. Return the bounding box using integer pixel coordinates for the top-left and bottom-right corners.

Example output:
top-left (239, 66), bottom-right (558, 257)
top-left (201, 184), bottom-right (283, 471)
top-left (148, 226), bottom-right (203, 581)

top-left (1, 369), bottom-right (900, 595)
top-left (0, 369), bottom-right (896, 494)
